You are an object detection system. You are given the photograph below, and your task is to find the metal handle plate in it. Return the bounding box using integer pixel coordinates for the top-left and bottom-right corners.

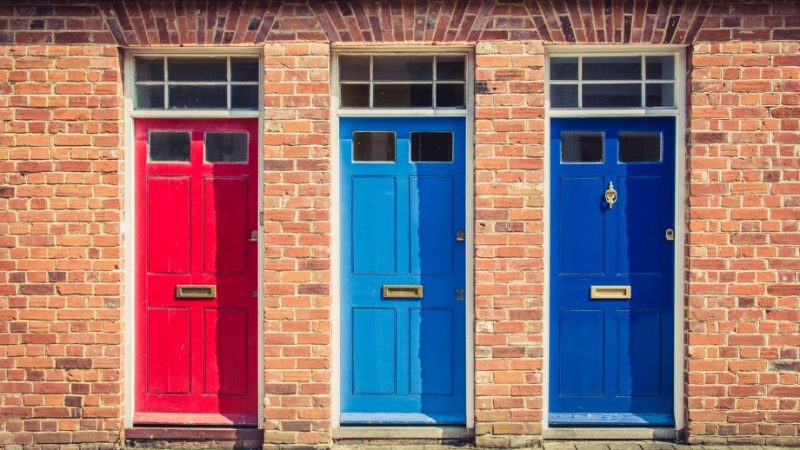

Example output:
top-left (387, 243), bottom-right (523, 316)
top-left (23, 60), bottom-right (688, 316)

top-left (590, 285), bottom-right (631, 300)
top-left (382, 285), bottom-right (423, 299)
top-left (176, 285), bottom-right (217, 299)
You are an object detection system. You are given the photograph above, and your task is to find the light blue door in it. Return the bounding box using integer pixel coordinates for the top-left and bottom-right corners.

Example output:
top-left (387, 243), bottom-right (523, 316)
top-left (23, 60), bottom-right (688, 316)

top-left (550, 117), bottom-right (675, 426)
top-left (340, 117), bottom-right (466, 424)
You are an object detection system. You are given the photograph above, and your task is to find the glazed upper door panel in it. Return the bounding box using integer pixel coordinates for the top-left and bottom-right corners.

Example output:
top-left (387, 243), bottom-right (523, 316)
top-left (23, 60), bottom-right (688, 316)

top-left (340, 117), bottom-right (466, 424)
top-left (135, 119), bottom-right (258, 425)
top-left (549, 117), bottom-right (675, 426)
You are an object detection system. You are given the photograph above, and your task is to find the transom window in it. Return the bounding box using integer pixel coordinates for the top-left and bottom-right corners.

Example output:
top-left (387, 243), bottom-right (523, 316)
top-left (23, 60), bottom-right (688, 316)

top-left (339, 54), bottom-right (467, 109)
top-left (134, 56), bottom-right (259, 111)
top-left (549, 55), bottom-right (676, 109)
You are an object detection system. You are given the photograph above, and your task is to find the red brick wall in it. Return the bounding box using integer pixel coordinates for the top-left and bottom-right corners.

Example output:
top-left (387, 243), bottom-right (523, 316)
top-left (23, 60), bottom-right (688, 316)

top-left (0, 1), bottom-right (798, 449)
top-left (0, 44), bottom-right (123, 448)
top-left (262, 41), bottom-right (332, 447)
top-left (686, 40), bottom-right (800, 447)
top-left (473, 40), bottom-right (545, 448)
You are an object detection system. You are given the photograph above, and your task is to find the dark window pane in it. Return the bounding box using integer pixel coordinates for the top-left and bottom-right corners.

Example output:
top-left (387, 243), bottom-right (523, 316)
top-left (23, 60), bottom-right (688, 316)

top-left (646, 56), bottom-right (674, 80)
top-left (645, 83), bottom-right (675, 107)
top-left (353, 132), bottom-right (395, 162)
top-left (436, 55), bottom-right (465, 81)
top-left (340, 55), bottom-right (370, 81)
top-left (436, 84), bottom-right (465, 108)
top-left (373, 84), bottom-right (432, 107)
top-left (231, 57), bottom-right (259, 81)
top-left (231, 85), bottom-right (258, 109)
top-left (551, 84), bottom-right (578, 108)
top-left (550, 57), bottom-right (578, 80)
top-left (169, 85), bottom-right (227, 109)
top-left (168, 57), bottom-right (227, 82)
top-left (136, 84), bottom-right (165, 109)
top-left (136, 58), bottom-right (164, 81)
top-left (373, 56), bottom-right (432, 81)
top-left (411, 132), bottom-right (453, 162)
top-left (583, 56), bottom-right (641, 80)
top-left (206, 132), bottom-right (248, 163)
top-left (341, 84), bottom-right (370, 107)
top-left (583, 83), bottom-right (641, 108)
top-left (561, 132), bottom-right (603, 163)
top-left (149, 131), bottom-right (190, 162)
top-left (619, 132), bottom-right (661, 162)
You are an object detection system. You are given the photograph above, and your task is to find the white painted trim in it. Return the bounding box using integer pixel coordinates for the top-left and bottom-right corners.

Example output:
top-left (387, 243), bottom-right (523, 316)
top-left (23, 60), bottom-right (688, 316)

top-left (121, 48), bottom-right (265, 430)
top-left (123, 50), bottom-right (135, 430)
top-left (330, 47), bottom-right (475, 432)
top-left (542, 46), bottom-right (686, 435)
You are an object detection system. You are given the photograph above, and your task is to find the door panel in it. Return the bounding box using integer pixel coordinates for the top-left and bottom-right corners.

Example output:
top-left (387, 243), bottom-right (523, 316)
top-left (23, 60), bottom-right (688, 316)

top-left (550, 117), bottom-right (675, 426)
top-left (135, 119), bottom-right (259, 425)
top-left (341, 117), bottom-right (466, 424)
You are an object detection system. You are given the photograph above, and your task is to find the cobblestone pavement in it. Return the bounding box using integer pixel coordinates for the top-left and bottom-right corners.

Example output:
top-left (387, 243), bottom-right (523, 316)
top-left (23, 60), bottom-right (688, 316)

top-left (542, 443), bottom-right (794, 450)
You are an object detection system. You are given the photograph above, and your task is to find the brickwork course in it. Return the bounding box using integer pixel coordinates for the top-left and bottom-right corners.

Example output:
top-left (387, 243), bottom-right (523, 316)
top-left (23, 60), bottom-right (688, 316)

top-left (0, 0), bottom-right (798, 449)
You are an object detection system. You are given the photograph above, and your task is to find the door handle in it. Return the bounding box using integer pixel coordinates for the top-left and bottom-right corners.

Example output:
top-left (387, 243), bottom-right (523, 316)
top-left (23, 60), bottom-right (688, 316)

top-left (590, 285), bottom-right (631, 300)
top-left (382, 285), bottom-right (423, 299)
top-left (175, 285), bottom-right (217, 299)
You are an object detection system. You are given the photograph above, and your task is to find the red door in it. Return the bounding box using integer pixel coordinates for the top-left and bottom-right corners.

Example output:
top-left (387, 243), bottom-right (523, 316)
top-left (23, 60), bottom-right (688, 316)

top-left (135, 119), bottom-right (259, 425)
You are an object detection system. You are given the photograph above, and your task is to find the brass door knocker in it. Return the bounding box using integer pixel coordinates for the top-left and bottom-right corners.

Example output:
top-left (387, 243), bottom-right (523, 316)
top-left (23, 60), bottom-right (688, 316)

top-left (604, 181), bottom-right (618, 209)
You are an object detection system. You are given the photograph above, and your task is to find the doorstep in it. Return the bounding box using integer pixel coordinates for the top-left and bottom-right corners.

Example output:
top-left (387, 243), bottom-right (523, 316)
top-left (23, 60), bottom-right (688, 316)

top-left (333, 426), bottom-right (472, 440)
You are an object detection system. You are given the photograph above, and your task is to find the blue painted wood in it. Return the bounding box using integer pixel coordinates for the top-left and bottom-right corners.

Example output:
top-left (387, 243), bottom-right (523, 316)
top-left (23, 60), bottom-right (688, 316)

top-left (341, 117), bottom-right (466, 425)
top-left (549, 117), bottom-right (675, 426)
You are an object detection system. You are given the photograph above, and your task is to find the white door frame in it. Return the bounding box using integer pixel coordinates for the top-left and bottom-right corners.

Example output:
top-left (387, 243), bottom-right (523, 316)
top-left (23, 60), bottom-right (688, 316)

top-left (329, 46), bottom-right (475, 433)
top-left (121, 47), bottom-right (264, 428)
top-left (542, 45), bottom-right (687, 437)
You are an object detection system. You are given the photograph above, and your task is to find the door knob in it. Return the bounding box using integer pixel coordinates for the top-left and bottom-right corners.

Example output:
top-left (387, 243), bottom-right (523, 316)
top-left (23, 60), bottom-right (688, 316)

top-left (456, 230), bottom-right (465, 242)
top-left (604, 181), bottom-right (618, 209)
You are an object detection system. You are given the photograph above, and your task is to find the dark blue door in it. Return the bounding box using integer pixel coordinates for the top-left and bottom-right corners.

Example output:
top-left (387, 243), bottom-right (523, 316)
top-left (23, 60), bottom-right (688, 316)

top-left (549, 117), bottom-right (675, 426)
top-left (340, 117), bottom-right (466, 424)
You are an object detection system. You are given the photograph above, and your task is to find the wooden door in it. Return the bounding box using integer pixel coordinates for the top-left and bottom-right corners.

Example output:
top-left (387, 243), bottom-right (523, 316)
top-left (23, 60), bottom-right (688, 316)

top-left (134, 119), bottom-right (259, 425)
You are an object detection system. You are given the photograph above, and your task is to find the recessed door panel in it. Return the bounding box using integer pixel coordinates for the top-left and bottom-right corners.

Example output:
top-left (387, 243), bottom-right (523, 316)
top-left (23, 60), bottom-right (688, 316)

top-left (341, 117), bottom-right (466, 424)
top-left (203, 176), bottom-right (248, 275)
top-left (147, 176), bottom-right (191, 274)
top-left (550, 117), bottom-right (675, 427)
top-left (352, 177), bottom-right (396, 275)
top-left (135, 119), bottom-right (258, 425)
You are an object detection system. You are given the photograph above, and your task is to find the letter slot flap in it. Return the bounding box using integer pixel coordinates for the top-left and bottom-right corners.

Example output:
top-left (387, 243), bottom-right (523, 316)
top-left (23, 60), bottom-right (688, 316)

top-left (382, 285), bottom-right (423, 299)
top-left (590, 285), bottom-right (631, 300)
top-left (176, 285), bottom-right (217, 299)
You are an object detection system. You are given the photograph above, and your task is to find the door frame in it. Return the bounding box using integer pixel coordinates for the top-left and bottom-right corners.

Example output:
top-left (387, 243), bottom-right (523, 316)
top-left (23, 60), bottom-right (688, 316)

top-left (122, 48), bottom-right (265, 429)
top-left (330, 46), bottom-right (475, 432)
top-left (542, 45), bottom-right (687, 435)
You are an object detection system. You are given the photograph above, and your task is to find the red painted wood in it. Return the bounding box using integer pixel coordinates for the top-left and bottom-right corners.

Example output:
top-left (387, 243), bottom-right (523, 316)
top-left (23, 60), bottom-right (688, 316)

top-left (135, 119), bottom-right (259, 424)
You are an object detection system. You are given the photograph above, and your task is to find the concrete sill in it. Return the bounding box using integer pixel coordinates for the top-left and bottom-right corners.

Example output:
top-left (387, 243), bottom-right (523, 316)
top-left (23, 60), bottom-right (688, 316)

top-left (333, 426), bottom-right (472, 440)
top-left (125, 427), bottom-right (262, 441)
top-left (544, 427), bottom-right (678, 441)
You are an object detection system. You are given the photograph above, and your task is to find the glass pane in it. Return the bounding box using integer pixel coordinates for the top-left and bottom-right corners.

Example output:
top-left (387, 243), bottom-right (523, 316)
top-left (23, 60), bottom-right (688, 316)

top-left (340, 55), bottom-right (370, 81)
top-left (168, 57), bottom-right (227, 82)
top-left (149, 131), bottom-right (190, 162)
top-left (341, 84), bottom-right (370, 107)
top-left (135, 84), bottom-right (165, 109)
top-left (561, 132), bottom-right (603, 163)
top-left (231, 57), bottom-right (259, 82)
top-left (436, 84), bottom-right (465, 108)
top-left (231, 85), bottom-right (259, 109)
top-left (550, 57), bottom-right (578, 80)
top-left (373, 56), bottom-right (432, 81)
top-left (583, 83), bottom-right (641, 108)
top-left (619, 132), bottom-right (661, 162)
top-left (135, 58), bottom-right (164, 81)
top-left (205, 132), bottom-right (248, 163)
top-left (374, 84), bottom-right (432, 107)
top-left (169, 85), bottom-right (227, 109)
top-left (583, 56), bottom-right (641, 80)
top-left (551, 84), bottom-right (578, 108)
top-left (436, 55), bottom-right (465, 81)
top-left (646, 56), bottom-right (674, 80)
top-left (411, 132), bottom-right (453, 162)
top-left (353, 132), bottom-right (395, 162)
top-left (645, 83), bottom-right (675, 107)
